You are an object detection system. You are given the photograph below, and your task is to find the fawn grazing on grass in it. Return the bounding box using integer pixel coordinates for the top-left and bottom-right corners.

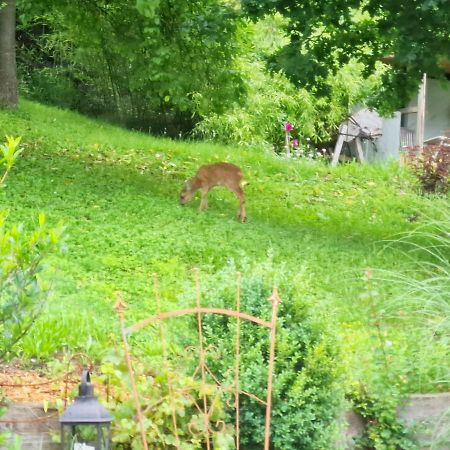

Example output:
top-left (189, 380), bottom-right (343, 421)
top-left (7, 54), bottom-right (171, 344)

top-left (180, 162), bottom-right (246, 222)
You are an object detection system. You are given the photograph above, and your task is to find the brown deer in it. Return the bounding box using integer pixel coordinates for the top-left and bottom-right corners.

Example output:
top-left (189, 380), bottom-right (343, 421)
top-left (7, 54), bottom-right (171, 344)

top-left (180, 162), bottom-right (246, 222)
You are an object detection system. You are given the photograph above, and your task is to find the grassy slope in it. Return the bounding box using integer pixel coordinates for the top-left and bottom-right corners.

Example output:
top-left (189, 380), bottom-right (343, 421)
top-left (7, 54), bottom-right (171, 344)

top-left (0, 100), bottom-right (447, 389)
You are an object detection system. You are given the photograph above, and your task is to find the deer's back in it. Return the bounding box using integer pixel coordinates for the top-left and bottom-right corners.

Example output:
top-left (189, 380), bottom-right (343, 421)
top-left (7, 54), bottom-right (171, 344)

top-left (196, 162), bottom-right (243, 187)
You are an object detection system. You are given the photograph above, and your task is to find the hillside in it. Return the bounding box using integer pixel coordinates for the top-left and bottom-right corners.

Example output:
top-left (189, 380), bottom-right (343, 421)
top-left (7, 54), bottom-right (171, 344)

top-left (0, 99), bottom-right (448, 392)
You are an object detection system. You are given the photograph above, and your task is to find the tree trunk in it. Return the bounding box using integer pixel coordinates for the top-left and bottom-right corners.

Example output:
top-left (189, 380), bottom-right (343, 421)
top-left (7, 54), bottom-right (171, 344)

top-left (0, 0), bottom-right (18, 108)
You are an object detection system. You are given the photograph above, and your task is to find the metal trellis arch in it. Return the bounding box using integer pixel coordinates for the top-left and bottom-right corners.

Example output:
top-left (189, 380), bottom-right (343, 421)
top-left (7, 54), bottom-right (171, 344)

top-left (114, 269), bottom-right (281, 450)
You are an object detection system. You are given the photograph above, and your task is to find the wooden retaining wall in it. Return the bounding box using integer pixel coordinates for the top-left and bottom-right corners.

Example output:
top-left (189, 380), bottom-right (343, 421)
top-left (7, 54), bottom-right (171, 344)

top-left (0, 403), bottom-right (59, 450)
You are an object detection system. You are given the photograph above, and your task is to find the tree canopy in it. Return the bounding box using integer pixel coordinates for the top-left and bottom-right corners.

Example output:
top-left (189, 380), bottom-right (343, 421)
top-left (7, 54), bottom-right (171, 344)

top-left (242, 0), bottom-right (450, 111)
top-left (2, 0), bottom-right (449, 139)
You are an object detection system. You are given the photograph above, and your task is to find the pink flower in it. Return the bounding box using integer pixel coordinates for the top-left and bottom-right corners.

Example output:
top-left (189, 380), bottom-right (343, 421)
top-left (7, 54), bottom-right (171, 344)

top-left (292, 139), bottom-right (299, 147)
top-left (284, 122), bottom-right (293, 132)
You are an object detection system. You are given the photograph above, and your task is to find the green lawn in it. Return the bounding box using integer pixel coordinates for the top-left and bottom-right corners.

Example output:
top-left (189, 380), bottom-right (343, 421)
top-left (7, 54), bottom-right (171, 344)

top-left (0, 99), bottom-right (448, 392)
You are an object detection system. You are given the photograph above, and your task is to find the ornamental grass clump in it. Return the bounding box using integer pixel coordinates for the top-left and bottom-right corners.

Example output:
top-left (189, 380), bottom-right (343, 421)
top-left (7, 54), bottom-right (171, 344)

top-left (372, 206), bottom-right (450, 391)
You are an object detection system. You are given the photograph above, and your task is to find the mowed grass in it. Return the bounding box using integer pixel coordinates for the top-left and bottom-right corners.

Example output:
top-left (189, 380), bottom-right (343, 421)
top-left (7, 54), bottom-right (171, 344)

top-left (1, 100), bottom-right (448, 390)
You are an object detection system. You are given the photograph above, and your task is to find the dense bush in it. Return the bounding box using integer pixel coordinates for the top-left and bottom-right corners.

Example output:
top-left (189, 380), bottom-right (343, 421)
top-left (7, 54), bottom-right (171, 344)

top-left (195, 60), bottom-right (382, 152)
top-left (17, 7), bottom-right (383, 144)
top-left (101, 260), bottom-right (344, 449)
top-left (196, 261), bottom-right (345, 449)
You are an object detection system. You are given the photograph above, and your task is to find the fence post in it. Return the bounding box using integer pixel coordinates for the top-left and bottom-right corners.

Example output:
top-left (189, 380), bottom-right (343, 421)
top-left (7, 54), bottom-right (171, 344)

top-left (264, 287), bottom-right (281, 450)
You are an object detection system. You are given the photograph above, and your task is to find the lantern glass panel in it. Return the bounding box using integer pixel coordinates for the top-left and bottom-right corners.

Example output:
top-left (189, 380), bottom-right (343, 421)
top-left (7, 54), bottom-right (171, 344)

top-left (61, 423), bottom-right (110, 450)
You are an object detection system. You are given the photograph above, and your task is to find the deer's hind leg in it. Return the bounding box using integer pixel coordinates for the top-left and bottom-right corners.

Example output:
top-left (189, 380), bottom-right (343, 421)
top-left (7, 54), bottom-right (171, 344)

top-left (235, 187), bottom-right (246, 223)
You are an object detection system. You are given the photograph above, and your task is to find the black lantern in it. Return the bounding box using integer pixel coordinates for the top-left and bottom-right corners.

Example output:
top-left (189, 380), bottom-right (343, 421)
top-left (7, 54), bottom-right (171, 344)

top-left (60, 369), bottom-right (112, 450)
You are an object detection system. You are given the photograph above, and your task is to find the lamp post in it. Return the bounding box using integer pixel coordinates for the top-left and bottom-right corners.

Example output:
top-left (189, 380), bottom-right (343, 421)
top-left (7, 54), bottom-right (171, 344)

top-left (60, 369), bottom-right (112, 450)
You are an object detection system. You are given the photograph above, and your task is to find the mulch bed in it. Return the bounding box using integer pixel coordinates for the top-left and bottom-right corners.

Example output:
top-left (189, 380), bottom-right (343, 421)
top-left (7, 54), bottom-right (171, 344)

top-left (0, 363), bottom-right (78, 404)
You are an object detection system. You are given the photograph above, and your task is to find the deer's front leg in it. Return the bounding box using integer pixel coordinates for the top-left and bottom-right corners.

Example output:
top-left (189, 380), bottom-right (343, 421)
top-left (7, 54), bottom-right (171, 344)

top-left (200, 188), bottom-right (209, 211)
top-left (238, 201), bottom-right (246, 222)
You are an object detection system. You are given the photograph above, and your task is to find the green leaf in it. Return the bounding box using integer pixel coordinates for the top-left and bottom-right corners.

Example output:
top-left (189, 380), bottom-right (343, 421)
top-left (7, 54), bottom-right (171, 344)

top-left (38, 212), bottom-right (46, 227)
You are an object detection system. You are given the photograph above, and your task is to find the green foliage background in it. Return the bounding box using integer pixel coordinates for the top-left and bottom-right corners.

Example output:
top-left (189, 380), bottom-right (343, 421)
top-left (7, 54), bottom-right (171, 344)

top-left (17, 0), bottom-right (244, 135)
top-left (0, 99), bottom-right (449, 447)
top-left (14, 1), bottom-right (390, 147)
top-left (195, 15), bottom-right (384, 149)
top-left (2, 1), bottom-right (450, 446)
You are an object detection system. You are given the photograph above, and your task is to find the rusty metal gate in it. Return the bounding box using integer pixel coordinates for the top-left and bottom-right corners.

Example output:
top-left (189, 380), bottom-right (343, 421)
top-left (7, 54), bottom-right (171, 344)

top-left (114, 269), bottom-right (280, 450)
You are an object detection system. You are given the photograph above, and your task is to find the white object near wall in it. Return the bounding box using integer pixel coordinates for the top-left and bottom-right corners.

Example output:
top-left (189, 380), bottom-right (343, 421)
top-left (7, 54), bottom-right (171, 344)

top-left (331, 109), bottom-right (383, 166)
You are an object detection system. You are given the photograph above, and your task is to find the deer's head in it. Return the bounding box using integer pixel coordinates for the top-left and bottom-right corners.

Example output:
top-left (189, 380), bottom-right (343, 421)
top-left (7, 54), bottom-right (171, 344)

top-left (180, 180), bottom-right (195, 205)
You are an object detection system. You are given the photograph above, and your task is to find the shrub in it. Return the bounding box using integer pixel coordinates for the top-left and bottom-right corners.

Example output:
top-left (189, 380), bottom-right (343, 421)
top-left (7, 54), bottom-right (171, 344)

top-left (102, 261), bottom-right (344, 449)
top-left (193, 58), bottom-right (373, 152)
top-left (0, 212), bottom-right (65, 358)
top-left (196, 261), bottom-right (345, 449)
top-left (406, 144), bottom-right (450, 194)
top-left (0, 136), bottom-right (65, 358)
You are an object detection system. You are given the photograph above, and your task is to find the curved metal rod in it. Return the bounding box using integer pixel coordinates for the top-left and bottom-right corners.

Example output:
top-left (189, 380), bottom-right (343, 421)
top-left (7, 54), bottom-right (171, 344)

top-left (126, 307), bottom-right (272, 334)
